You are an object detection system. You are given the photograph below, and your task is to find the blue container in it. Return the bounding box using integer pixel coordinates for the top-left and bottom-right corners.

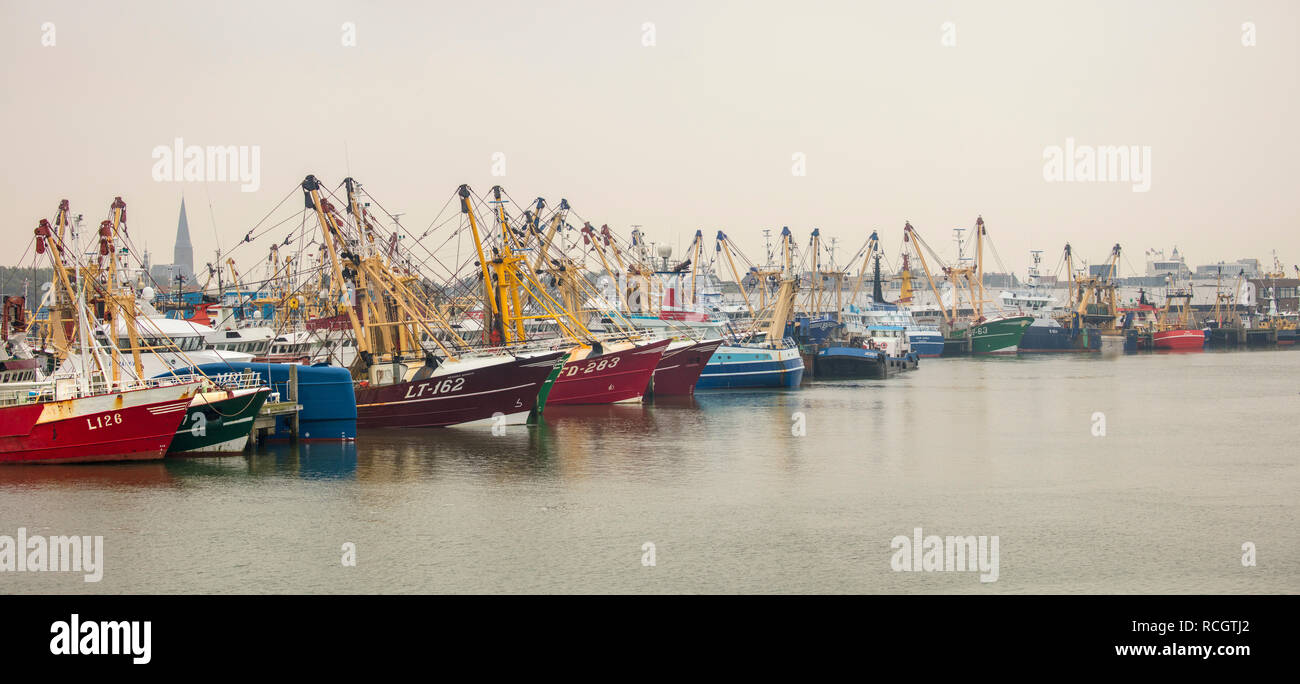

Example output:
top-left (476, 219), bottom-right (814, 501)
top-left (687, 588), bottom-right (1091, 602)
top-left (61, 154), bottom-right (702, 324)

top-left (178, 362), bottom-right (357, 441)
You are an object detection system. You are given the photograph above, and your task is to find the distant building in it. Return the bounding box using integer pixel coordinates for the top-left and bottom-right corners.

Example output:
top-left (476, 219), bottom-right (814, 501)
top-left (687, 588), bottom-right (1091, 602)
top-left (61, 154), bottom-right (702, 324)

top-left (149, 198), bottom-right (196, 289)
top-left (981, 272), bottom-right (1017, 288)
top-left (1248, 277), bottom-right (1299, 314)
top-left (1194, 259), bottom-right (1259, 279)
top-left (1088, 264), bottom-right (1119, 279)
top-left (1144, 247), bottom-right (1190, 279)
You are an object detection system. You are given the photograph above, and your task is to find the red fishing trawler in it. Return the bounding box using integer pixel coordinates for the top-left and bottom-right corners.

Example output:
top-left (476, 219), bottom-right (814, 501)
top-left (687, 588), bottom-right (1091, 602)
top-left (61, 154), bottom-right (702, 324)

top-left (2, 294), bottom-right (200, 463)
top-left (648, 338), bottom-right (721, 396)
top-left (547, 338), bottom-right (670, 405)
top-left (1151, 290), bottom-right (1206, 351)
top-left (0, 379), bottom-right (200, 464)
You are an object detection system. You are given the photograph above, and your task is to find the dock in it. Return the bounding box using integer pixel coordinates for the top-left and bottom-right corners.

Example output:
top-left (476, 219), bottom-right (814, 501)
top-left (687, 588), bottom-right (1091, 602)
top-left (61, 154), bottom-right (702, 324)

top-left (1205, 326), bottom-right (1280, 348)
top-left (249, 363), bottom-right (304, 446)
top-left (251, 401), bottom-right (302, 445)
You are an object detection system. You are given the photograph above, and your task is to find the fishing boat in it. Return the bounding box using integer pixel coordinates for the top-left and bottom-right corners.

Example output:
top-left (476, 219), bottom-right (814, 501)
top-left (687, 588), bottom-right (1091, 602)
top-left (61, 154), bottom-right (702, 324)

top-left (616, 313), bottom-right (787, 390)
top-left (813, 345), bottom-right (890, 378)
top-left (904, 218), bottom-right (1032, 355)
top-left (1152, 289), bottom-right (1206, 351)
top-left (164, 372), bottom-right (270, 454)
top-left (1, 296), bottom-right (200, 464)
top-left (697, 228), bottom-right (805, 388)
top-left (697, 341), bottom-right (805, 388)
top-left (1019, 244), bottom-right (1104, 353)
top-left (355, 349), bottom-right (569, 426)
top-left (299, 176), bottom-right (571, 427)
top-left (905, 327), bottom-right (945, 358)
top-left (1018, 318), bottom-right (1100, 352)
top-left (576, 231), bottom-right (724, 397)
top-left (647, 338), bottom-right (722, 396)
top-left (547, 338), bottom-right (669, 404)
top-left (829, 246), bottom-right (920, 370)
top-left (1152, 327), bottom-right (1206, 350)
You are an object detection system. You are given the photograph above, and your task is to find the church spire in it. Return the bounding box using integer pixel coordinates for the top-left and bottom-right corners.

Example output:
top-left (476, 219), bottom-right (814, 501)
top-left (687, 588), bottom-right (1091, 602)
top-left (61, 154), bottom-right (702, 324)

top-left (174, 196), bottom-right (194, 282)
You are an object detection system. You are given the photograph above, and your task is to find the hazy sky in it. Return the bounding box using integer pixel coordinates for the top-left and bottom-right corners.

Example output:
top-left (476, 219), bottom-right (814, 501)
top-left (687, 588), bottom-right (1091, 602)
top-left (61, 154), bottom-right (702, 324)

top-left (2, 0), bottom-right (1297, 280)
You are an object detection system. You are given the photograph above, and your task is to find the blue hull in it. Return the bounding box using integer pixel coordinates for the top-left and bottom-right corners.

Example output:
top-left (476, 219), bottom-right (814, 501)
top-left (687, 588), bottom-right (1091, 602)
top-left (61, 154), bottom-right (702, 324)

top-left (184, 362), bottom-right (358, 440)
top-left (908, 337), bottom-right (945, 358)
top-left (697, 345), bottom-right (804, 389)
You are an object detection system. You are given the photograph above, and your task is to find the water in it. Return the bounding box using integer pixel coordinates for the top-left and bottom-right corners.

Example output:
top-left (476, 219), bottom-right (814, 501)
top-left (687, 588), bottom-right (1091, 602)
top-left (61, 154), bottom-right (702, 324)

top-left (2, 350), bottom-right (1296, 594)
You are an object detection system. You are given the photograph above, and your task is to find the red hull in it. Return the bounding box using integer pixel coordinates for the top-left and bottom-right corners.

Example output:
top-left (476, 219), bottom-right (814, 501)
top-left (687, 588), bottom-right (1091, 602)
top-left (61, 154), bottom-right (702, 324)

top-left (1153, 329), bottom-right (1205, 351)
top-left (548, 339), bottom-right (670, 405)
top-left (0, 383), bottom-right (197, 464)
top-left (354, 351), bottom-right (565, 428)
top-left (649, 340), bottom-right (721, 396)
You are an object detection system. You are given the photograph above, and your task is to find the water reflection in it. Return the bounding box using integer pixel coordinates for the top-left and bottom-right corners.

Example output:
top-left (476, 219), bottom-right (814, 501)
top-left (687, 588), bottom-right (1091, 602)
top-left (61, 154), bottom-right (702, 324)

top-left (0, 462), bottom-right (176, 491)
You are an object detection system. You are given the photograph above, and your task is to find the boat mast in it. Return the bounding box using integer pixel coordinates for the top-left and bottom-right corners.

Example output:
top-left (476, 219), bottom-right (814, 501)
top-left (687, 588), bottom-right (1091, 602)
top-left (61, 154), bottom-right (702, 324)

top-left (459, 184), bottom-right (502, 345)
top-left (808, 228), bottom-right (821, 315)
top-left (303, 175), bottom-right (371, 367)
top-left (106, 197), bottom-right (145, 382)
top-left (490, 186), bottom-right (526, 343)
top-left (847, 231), bottom-right (879, 308)
top-left (903, 221), bottom-right (954, 328)
top-left (974, 216), bottom-right (985, 320)
top-left (715, 231), bottom-right (756, 320)
top-left (764, 227), bottom-right (798, 345)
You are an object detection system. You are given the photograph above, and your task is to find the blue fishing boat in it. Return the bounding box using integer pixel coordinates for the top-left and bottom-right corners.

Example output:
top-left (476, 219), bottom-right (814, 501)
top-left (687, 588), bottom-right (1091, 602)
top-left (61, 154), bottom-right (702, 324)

top-left (697, 343), bottom-right (804, 389)
top-left (906, 329), bottom-right (945, 358)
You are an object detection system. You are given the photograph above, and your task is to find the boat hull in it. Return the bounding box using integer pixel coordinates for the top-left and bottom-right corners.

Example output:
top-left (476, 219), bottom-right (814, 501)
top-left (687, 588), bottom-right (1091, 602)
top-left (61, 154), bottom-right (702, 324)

top-left (0, 383), bottom-right (197, 464)
top-left (355, 351), bottom-right (566, 427)
top-left (814, 347), bottom-right (889, 379)
top-left (649, 339), bottom-right (722, 396)
top-left (907, 333), bottom-right (945, 358)
top-left (697, 345), bottom-right (804, 389)
top-left (1018, 323), bottom-right (1102, 353)
top-left (548, 339), bottom-right (670, 405)
top-left (168, 387), bottom-right (270, 454)
top-left (1153, 329), bottom-right (1206, 351)
top-left (947, 316), bottom-right (1034, 354)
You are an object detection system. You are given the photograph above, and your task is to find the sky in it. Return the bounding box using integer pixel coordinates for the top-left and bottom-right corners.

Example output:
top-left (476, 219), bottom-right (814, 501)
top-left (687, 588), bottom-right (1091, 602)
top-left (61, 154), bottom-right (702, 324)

top-left (2, 0), bottom-right (1297, 281)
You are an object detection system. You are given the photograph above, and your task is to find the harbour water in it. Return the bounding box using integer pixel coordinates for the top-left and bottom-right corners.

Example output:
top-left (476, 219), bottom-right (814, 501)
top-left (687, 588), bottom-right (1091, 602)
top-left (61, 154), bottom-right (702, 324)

top-left (2, 350), bottom-right (1296, 594)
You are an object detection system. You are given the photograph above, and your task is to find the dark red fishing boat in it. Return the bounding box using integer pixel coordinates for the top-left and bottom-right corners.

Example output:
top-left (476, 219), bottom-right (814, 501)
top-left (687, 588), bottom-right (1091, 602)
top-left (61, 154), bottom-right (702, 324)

top-left (547, 338), bottom-right (670, 405)
top-left (353, 350), bottom-right (566, 428)
top-left (648, 339), bottom-right (721, 396)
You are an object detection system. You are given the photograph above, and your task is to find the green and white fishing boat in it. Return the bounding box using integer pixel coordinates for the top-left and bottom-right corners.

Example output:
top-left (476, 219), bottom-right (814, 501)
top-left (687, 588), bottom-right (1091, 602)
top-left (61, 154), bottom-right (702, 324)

top-left (944, 314), bottom-right (1033, 354)
top-left (903, 216), bottom-right (1033, 355)
top-left (168, 372), bottom-right (270, 455)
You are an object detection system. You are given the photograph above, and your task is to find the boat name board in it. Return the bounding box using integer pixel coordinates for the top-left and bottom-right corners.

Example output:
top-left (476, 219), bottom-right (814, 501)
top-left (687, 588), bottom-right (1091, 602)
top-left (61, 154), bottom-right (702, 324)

top-left (563, 357), bottom-right (621, 377)
top-left (86, 412), bottom-right (123, 430)
top-left (404, 377), bottom-right (466, 399)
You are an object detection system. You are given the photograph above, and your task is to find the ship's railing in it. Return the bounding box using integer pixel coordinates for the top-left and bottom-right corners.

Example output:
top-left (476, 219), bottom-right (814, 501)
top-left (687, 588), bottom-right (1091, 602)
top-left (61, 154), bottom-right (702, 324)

top-left (199, 370), bottom-right (265, 391)
top-left (0, 373), bottom-right (203, 406)
top-left (0, 385), bottom-right (43, 407)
